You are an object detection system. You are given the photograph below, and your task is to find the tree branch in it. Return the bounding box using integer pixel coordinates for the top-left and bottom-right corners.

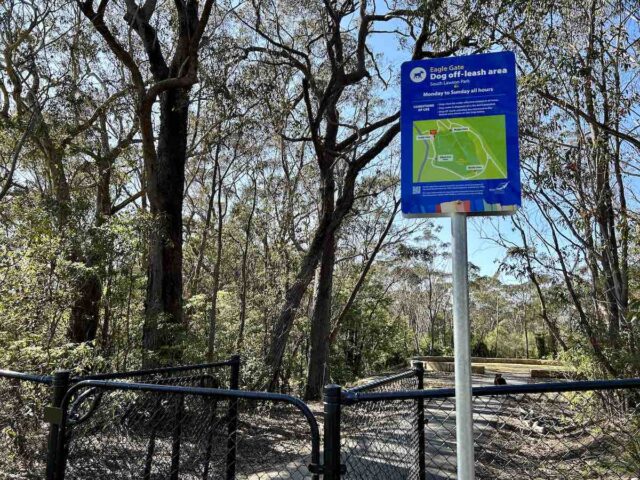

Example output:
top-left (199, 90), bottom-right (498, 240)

top-left (536, 88), bottom-right (640, 151)
top-left (329, 198), bottom-right (400, 343)
top-left (111, 190), bottom-right (146, 214)
top-left (336, 111), bottom-right (400, 151)
top-left (60, 87), bottom-right (130, 149)
top-left (77, 0), bottom-right (146, 93)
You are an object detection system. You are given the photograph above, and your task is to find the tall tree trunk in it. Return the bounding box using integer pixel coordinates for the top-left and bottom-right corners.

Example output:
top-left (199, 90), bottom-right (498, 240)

top-left (143, 88), bottom-right (189, 366)
top-left (429, 315), bottom-right (435, 355)
top-left (412, 313), bottom-right (421, 354)
top-left (328, 199), bottom-right (400, 343)
top-left (31, 108), bottom-right (99, 343)
top-left (305, 231), bottom-right (335, 400)
top-left (540, 200), bottom-right (617, 376)
top-left (264, 206), bottom-right (330, 389)
top-left (493, 297), bottom-right (500, 357)
top-left (305, 156), bottom-right (336, 400)
top-left (69, 116), bottom-right (113, 343)
top-left (515, 220), bottom-right (568, 351)
top-left (523, 312), bottom-right (529, 359)
top-left (207, 160), bottom-right (226, 361)
top-left (189, 144), bottom-right (220, 296)
top-left (263, 123), bottom-right (400, 391)
top-left (237, 179), bottom-right (257, 352)
top-left (42, 120), bottom-right (102, 343)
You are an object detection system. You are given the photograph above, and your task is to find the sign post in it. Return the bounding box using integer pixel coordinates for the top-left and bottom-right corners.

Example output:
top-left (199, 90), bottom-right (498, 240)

top-left (400, 52), bottom-right (520, 479)
top-left (451, 212), bottom-right (474, 479)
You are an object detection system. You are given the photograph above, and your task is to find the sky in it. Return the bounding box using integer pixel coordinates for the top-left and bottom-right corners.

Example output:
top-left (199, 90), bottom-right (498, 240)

top-left (434, 217), bottom-right (511, 276)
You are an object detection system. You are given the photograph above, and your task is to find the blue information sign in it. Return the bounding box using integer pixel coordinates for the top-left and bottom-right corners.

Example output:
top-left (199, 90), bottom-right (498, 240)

top-left (401, 51), bottom-right (521, 216)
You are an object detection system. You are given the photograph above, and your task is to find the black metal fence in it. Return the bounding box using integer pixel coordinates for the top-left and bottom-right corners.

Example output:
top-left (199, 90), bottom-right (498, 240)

top-left (335, 373), bottom-right (640, 479)
top-left (0, 357), bottom-right (239, 479)
top-left (2, 358), bottom-right (640, 479)
top-left (0, 369), bottom-right (56, 478)
top-left (57, 380), bottom-right (320, 480)
top-left (334, 364), bottom-right (425, 480)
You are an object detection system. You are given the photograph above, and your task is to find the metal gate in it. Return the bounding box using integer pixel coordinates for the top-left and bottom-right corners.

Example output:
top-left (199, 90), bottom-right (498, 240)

top-left (56, 380), bottom-right (321, 479)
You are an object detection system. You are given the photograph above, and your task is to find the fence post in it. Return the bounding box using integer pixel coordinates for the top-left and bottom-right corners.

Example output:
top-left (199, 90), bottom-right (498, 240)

top-left (226, 355), bottom-right (241, 480)
top-left (45, 370), bottom-right (70, 480)
top-left (413, 361), bottom-right (426, 480)
top-left (323, 384), bottom-right (343, 479)
top-left (170, 394), bottom-right (184, 480)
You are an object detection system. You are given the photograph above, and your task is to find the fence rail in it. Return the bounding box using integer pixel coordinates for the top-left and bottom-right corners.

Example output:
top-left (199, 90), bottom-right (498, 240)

top-left (346, 366), bottom-right (420, 394)
top-left (77, 358), bottom-right (237, 382)
top-left (2, 359), bottom-right (640, 479)
top-left (0, 368), bottom-right (54, 384)
top-left (345, 376), bottom-right (640, 402)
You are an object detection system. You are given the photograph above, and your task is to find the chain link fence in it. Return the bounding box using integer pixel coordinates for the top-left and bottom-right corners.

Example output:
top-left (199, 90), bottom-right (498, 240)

top-left (473, 388), bottom-right (640, 479)
top-left (58, 381), bottom-right (320, 480)
top-left (339, 366), bottom-right (424, 480)
top-left (339, 378), bottom-right (640, 479)
top-left (3, 359), bottom-right (640, 479)
top-left (0, 358), bottom-right (237, 479)
top-left (0, 371), bottom-right (54, 479)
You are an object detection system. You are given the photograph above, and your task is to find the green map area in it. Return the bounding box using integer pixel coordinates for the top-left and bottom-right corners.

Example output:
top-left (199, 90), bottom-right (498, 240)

top-left (413, 115), bottom-right (508, 183)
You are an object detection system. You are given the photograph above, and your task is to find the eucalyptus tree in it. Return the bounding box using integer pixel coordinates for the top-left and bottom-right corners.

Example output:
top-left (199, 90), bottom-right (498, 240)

top-left (76, 0), bottom-right (216, 363)
top-left (495, 0), bottom-right (640, 375)
top-left (391, 230), bottom-right (451, 355)
top-left (1, 0), bottom-right (139, 343)
top-left (498, 219), bottom-right (568, 354)
top-left (238, 0), bottom-right (505, 395)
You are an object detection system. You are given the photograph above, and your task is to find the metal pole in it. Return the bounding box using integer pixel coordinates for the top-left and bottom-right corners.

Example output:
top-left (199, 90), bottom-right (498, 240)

top-left (46, 370), bottom-right (70, 480)
top-left (323, 384), bottom-right (342, 480)
top-left (202, 374), bottom-right (218, 480)
top-left (412, 361), bottom-right (426, 480)
top-left (451, 212), bottom-right (475, 480)
top-left (226, 355), bottom-right (240, 480)
top-left (170, 395), bottom-right (184, 480)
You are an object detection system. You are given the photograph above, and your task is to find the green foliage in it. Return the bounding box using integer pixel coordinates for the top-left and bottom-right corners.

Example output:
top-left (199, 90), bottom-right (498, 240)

top-left (0, 0), bottom-right (638, 401)
top-left (0, 194), bottom-right (148, 373)
top-left (330, 277), bottom-right (411, 385)
top-left (535, 334), bottom-right (548, 359)
top-left (472, 339), bottom-right (490, 357)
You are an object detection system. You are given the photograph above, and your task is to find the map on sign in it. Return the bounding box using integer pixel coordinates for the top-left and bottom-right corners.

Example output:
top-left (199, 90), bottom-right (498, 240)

top-left (412, 115), bottom-right (507, 184)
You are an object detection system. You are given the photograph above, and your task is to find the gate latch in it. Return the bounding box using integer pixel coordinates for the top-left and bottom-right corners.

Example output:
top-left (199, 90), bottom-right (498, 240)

top-left (44, 406), bottom-right (63, 425)
top-left (308, 464), bottom-right (347, 475)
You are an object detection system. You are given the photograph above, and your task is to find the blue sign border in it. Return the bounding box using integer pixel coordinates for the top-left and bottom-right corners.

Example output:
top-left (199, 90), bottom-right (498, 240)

top-left (401, 51), bottom-right (521, 217)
